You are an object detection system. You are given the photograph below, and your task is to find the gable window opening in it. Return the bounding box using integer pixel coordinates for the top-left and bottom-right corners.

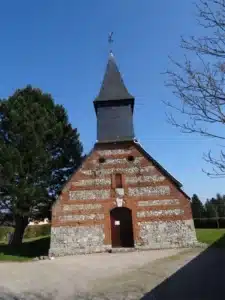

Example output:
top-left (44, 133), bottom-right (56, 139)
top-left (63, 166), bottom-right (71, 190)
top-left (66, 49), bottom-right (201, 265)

top-left (115, 173), bottom-right (123, 188)
top-left (99, 157), bottom-right (106, 163)
top-left (127, 155), bottom-right (134, 162)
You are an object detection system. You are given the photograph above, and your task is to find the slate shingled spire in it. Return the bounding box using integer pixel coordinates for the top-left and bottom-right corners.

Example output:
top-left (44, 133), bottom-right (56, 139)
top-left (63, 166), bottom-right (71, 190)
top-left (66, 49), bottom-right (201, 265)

top-left (94, 52), bottom-right (135, 143)
top-left (94, 52), bottom-right (134, 102)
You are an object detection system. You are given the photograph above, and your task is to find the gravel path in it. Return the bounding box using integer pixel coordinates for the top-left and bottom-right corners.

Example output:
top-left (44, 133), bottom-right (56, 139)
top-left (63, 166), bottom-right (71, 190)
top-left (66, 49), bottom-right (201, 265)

top-left (0, 248), bottom-right (203, 300)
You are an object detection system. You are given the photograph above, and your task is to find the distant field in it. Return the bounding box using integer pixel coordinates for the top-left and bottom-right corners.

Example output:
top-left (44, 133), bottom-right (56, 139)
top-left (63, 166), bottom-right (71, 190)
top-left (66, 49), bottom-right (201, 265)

top-left (0, 229), bottom-right (225, 261)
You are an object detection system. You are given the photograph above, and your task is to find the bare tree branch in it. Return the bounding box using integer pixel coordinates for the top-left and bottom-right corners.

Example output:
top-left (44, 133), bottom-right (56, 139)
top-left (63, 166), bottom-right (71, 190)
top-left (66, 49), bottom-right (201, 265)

top-left (165, 0), bottom-right (225, 176)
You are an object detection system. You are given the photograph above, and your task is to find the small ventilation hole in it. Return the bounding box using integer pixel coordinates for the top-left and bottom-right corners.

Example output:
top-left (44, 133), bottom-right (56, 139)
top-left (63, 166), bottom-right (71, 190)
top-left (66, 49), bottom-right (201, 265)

top-left (99, 157), bottom-right (106, 163)
top-left (127, 155), bottom-right (135, 162)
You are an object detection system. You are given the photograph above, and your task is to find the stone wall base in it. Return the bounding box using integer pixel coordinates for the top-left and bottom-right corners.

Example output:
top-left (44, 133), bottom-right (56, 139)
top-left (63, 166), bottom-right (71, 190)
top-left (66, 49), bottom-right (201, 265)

top-left (49, 245), bottom-right (111, 257)
top-left (49, 242), bottom-right (203, 257)
top-left (137, 219), bottom-right (197, 248)
top-left (49, 219), bottom-right (198, 257)
top-left (135, 243), bottom-right (197, 251)
top-left (49, 225), bottom-right (106, 257)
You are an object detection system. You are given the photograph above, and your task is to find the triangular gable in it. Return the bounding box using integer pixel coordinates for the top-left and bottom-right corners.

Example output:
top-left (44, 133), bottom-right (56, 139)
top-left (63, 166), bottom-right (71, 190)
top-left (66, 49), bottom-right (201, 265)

top-left (52, 140), bottom-right (190, 210)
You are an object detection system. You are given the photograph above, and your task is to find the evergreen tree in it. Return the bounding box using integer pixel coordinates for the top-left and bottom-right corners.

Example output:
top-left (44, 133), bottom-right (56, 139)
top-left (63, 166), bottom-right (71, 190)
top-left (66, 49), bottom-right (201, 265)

top-left (205, 198), bottom-right (219, 228)
top-left (191, 194), bottom-right (205, 219)
top-left (215, 193), bottom-right (225, 218)
top-left (0, 86), bottom-right (83, 245)
top-left (204, 199), bottom-right (218, 218)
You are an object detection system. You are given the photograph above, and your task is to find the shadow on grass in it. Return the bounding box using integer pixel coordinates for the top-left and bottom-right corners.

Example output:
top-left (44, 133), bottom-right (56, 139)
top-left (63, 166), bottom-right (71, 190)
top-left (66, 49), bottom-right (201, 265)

top-left (0, 236), bottom-right (50, 259)
top-left (141, 233), bottom-right (225, 300)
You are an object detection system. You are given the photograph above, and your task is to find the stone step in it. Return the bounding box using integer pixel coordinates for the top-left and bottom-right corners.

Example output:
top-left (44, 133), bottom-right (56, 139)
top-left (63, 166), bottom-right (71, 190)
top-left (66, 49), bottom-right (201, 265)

top-left (110, 247), bottom-right (136, 253)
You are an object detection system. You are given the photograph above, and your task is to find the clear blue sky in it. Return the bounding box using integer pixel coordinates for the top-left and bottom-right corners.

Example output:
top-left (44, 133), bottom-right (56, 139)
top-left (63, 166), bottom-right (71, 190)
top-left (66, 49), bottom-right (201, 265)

top-left (0, 0), bottom-right (224, 201)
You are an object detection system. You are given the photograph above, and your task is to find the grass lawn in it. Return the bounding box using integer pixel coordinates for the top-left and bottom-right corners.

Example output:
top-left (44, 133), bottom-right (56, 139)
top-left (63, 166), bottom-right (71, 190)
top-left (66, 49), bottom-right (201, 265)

top-left (196, 228), bottom-right (225, 247)
top-left (0, 229), bottom-right (225, 262)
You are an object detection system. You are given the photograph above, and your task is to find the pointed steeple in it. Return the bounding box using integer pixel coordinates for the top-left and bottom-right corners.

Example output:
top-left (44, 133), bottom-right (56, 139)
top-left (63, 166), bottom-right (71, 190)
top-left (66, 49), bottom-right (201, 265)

top-left (94, 52), bottom-right (134, 103)
top-left (94, 51), bottom-right (135, 143)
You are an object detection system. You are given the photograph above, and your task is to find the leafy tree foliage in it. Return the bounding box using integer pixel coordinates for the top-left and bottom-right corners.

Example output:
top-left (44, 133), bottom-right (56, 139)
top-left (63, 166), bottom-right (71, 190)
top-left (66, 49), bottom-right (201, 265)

top-left (204, 199), bottom-right (217, 218)
top-left (0, 86), bottom-right (83, 245)
top-left (191, 194), bottom-right (206, 218)
top-left (191, 193), bottom-right (225, 228)
top-left (204, 194), bottom-right (225, 218)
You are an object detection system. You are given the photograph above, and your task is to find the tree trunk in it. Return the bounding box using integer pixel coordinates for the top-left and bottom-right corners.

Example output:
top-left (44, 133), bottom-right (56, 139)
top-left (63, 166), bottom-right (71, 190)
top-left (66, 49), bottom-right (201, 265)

top-left (9, 215), bottom-right (28, 246)
top-left (216, 217), bottom-right (220, 229)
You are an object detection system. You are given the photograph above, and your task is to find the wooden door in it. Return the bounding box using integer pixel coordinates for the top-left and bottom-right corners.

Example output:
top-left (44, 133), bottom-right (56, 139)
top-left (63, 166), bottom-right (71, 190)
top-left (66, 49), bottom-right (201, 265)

top-left (110, 213), bottom-right (121, 247)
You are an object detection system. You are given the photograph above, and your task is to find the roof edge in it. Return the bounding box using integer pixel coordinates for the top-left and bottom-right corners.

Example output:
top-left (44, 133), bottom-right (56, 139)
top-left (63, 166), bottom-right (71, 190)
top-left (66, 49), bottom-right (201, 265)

top-left (132, 141), bottom-right (183, 187)
top-left (132, 141), bottom-right (191, 199)
top-left (52, 146), bottom-right (97, 208)
top-left (94, 140), bottom-right (186, 192)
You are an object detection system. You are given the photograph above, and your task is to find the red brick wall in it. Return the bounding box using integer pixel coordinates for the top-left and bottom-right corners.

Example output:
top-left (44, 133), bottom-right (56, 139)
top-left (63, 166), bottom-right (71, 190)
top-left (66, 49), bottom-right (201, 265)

top-left (51, 141), bottom-right (193, 246)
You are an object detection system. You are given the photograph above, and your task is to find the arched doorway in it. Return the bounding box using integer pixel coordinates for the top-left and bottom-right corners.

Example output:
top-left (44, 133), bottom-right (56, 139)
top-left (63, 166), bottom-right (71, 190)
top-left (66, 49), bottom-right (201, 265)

top-left (110, 207), bottom-right (134, 248)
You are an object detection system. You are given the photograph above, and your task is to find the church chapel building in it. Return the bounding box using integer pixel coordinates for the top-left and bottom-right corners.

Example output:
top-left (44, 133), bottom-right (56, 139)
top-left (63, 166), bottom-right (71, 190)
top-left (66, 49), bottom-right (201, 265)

top-left (49, 52), bottom-right (197, 256)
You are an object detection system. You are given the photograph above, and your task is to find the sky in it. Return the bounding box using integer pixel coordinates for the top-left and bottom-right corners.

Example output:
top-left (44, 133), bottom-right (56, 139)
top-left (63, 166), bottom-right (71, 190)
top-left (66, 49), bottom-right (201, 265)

top-left (0, 0), bottom-right (224, 201)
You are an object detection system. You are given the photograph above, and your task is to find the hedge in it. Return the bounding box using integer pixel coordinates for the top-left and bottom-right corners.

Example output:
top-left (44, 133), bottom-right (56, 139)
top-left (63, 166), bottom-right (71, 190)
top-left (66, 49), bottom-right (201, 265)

top-left (194, 218), bottom-right (225, 229)
top-left (0, 224), bottom-right (51, 242)
top-left (23, 224), bottom-right (51, 239)
top-left (0, 227), bottom-right (14, 242)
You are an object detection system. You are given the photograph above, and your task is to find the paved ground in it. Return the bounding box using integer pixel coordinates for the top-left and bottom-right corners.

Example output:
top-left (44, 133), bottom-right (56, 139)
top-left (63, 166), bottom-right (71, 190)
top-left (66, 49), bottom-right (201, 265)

top-left (0, 247), bottom-right (216, 300)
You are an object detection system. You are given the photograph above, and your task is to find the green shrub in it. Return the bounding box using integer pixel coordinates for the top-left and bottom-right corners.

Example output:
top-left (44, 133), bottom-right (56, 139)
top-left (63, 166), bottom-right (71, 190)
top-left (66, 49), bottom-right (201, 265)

top-left (23, 224), bottom-right (51, 239)
top-left (0, 224), bottom-right (51, 242)
top-left (0, 227), bottom-right (14, 242)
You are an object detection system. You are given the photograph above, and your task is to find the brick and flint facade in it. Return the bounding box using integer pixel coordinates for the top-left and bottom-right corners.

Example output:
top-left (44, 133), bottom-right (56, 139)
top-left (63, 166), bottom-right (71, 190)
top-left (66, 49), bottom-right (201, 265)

top-left (49, 52), bottom-right (197, 256)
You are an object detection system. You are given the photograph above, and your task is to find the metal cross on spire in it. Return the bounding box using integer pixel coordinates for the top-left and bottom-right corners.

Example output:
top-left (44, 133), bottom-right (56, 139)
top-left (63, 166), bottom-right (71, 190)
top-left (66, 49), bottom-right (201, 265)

top-left (108, 32), bottom-right (114, 55)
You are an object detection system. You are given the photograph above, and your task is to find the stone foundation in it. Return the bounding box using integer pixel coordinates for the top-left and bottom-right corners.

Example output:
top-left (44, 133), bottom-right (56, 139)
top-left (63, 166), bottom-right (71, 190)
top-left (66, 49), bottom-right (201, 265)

top-left (49, 225), bottom-right (107, 256)
top-left (49, 219), bottom-right (197, 256)
top-left (137, 219), bottom-right (197, 249)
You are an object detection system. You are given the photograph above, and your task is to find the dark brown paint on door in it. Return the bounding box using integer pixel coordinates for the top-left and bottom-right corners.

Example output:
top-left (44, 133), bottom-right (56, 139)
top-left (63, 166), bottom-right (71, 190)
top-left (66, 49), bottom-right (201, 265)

top-left (110, 207), bottom-right (134, 248)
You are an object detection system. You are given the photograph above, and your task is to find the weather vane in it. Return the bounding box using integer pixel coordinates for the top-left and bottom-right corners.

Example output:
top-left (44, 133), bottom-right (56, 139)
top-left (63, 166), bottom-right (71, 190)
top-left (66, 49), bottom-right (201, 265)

top-left (108, 32), bottom-right (114, 54)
